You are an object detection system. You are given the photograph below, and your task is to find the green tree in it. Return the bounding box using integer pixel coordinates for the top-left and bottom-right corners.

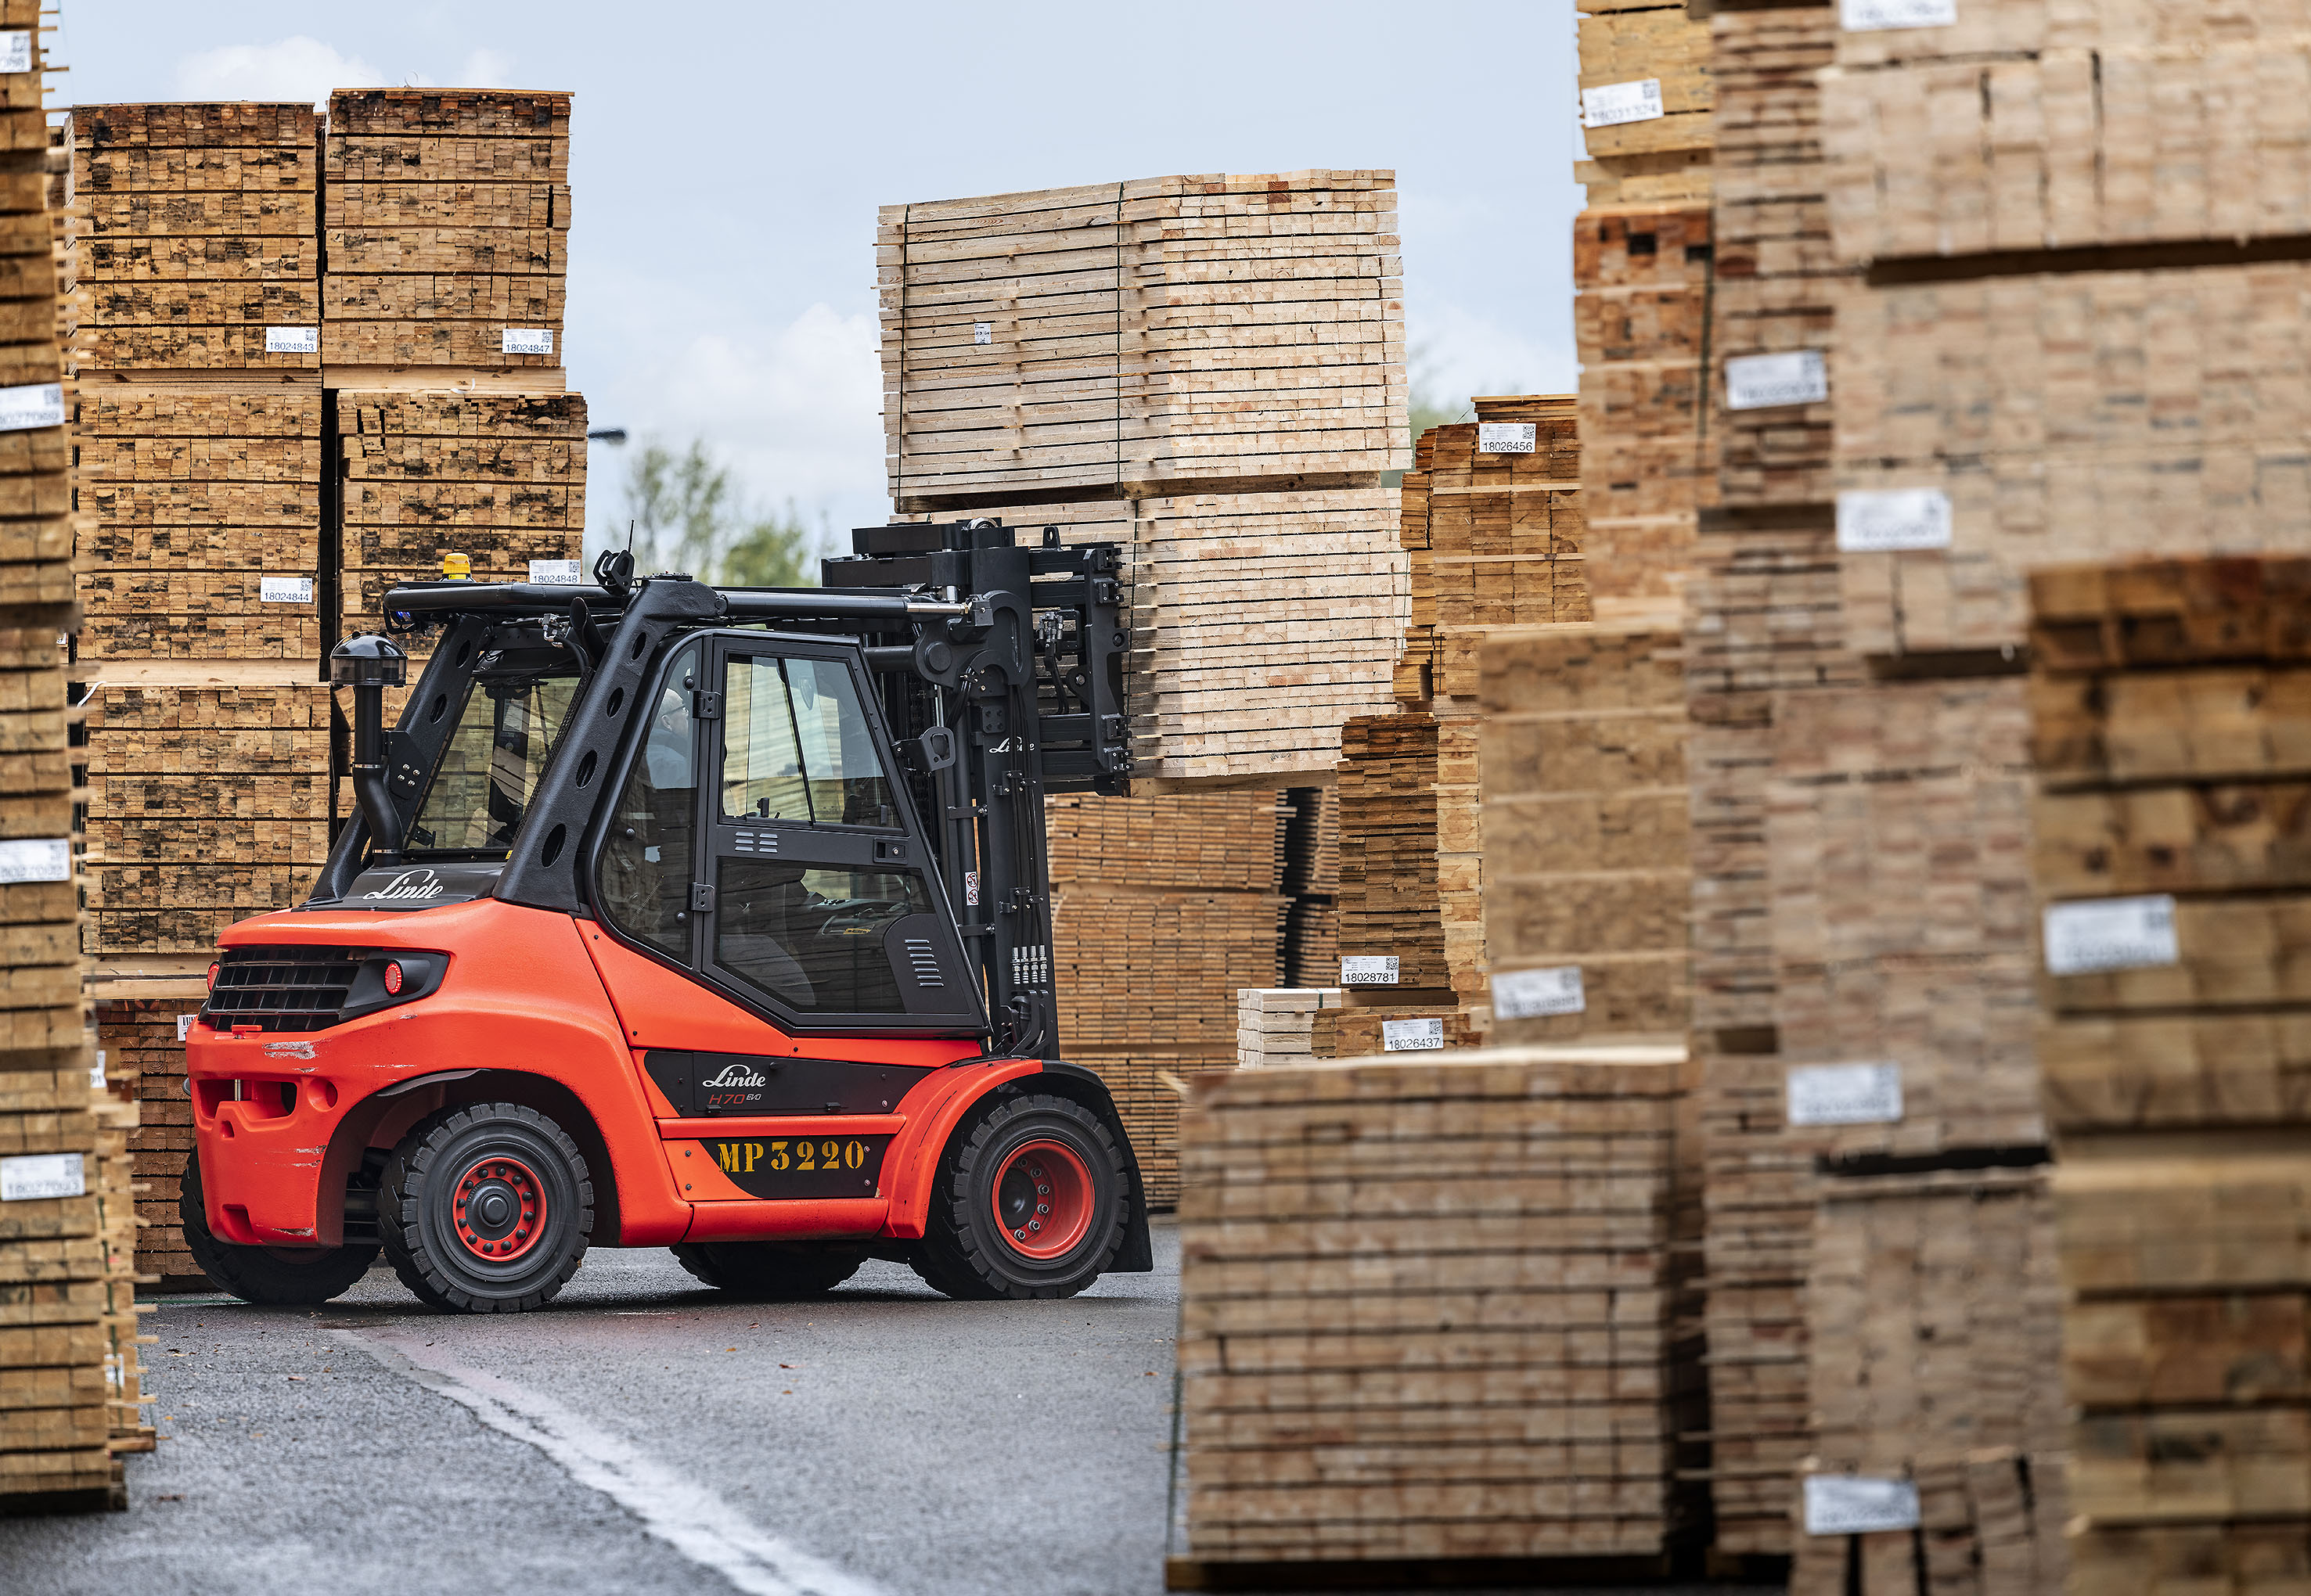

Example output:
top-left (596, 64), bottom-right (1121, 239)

top-left (604, 439), bottom-right (820, 587)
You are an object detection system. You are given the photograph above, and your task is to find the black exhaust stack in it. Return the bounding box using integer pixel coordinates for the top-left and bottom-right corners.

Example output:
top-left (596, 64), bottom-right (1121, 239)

top-left (332, 634), bottom-right (409, 864)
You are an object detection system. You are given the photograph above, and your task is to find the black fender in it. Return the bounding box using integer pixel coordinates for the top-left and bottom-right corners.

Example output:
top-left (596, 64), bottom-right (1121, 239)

top-left (1033, 1059), bottom-right (1154, 1272)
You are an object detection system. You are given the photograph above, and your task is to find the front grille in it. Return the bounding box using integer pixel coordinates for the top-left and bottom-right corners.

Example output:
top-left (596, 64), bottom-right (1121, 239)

top-left (203, 945), bottom-right (365, 1032)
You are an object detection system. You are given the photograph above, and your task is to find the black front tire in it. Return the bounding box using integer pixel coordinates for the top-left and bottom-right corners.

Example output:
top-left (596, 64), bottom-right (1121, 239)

top-left (180, 1153), bottom-right (379, 1306)
top-left (379, 1102), bottom-right (592, 1314)
top-left (913, 1093), bottom-right (1129, 1301)
top-left (671, 1242), bottom-right (865, 1299)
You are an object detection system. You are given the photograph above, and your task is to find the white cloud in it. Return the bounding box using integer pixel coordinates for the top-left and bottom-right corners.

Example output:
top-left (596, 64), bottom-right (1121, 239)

top-left (452, 49), bottom-right (517, 88)
top-left (172, 36), bottom-right (381, 104)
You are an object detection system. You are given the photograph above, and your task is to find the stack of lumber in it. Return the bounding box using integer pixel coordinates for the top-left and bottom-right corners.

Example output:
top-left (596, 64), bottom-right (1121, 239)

top-left (2026, 557), bottom-right (2311, 1590)
top-left (1576, 1), bottom-right (1714, 624)
top-left (880, 173), bottom-right (1409, 785)
top-left (323, 90), bottom-right (568, 369)
top-left (96, 1001), bottom-right (198, 1284)
top-left (336, 390), bottom-right (589, 624)
top-left (1821, 13), bottom-right (2311, 662)
top-left (1683, 5), bottom-right (1858, 1555)
top-left (1793, 1167), bottom-right (2068, 1595)
top-left (1172, 1046), bottom-right (1698, 1578)
top-left (1478, 625), bottom-right (1689, 1046)
top-left (881, 171), bottom-right (1402, 505)
top-left (1328, 712), bottom-right (1485, 1060)
top-left (1395, 401), bottom-right (1587, 703)
top-left (71, 110), bottom-right (328, 973)
top-left (4, 28), bottom-right (145, 1509)
top-left (1234, 987), bottom-right (1340, 1069)
top-left (74, 104), bottom-right (319, 372)
top-left (1048, 792), bottom-right (1286, 1206)
top-left (1280, 785), bottom-right (1338, 987)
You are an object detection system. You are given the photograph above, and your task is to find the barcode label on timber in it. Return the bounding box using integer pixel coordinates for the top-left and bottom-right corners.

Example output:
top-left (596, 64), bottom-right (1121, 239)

top-left (1582, 78), bottom-right (1664, 128)
top-left (0, 1152), bottom-right (84, 1202)
top-left (1837, 487), bottom-right (1953, 552)
top-left (1477, 422), bottom-right (1536, 455)
top-left (0, 382), bottom-right (63, 431)
top-left (265, 325), bottom-right (318, 354)
top-left (2044, 896), bottom-right (2179, 976)
top-left (1805, 1475), bottom-right (1920, 1535)
top-left (1493, 965), bottom-right (1586, 1019)
top-left (178, 1015), bottom-right (195, 1043)
top-left (0, 32), bottom-right (33, 73)
top-left (1340, 955), bottom-right (1398, 986)
top-left (261, 576), bottom-right (315, 604)
top-left (1787, 1062), bottom-right (1903, 1127)
top-left (529, 559), bottom-right (583, 585)
top-left (91, 1051), bottom-right (106, 1091)
top-left (973, 322), bottom-right (993, 344)
top-left (1726, 351), bottom-right (1829, 411)
top-left (0, 837), bottom-right (70, 884)
top-left (1841, 0), bottom-right (1957, 29)
top-left (1381, 1018), bottom-right (1445, 1052)
top-left (502, 328), bottom-right (555, 356)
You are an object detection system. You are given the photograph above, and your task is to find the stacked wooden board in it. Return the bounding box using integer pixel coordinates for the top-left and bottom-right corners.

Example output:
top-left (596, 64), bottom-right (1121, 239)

top-left (1478, 625), bottom-right (1689, 1047)
top-left (323, 90), bottom-right (568, 370)
top-left (74, 92), bottom-right (587, 1279)
top-left (3, 18), bottom-right (148, 1509)
top-left (2026, 558), bottom-right (2311, 1591)
top-left (1576, 1), bottom-right (1715, 624)
top-left (1234, 987), bottom-right (1339, 1069)
top-left (1172, 1046), bottom-right (1698, 1580)
top-left (1047, 791), bottom-right (1287, 1206)
top-left (1794, 1168), bottom-right (2068, 1595)
top-left (1396, 402), bottom-right (1588, 704)
top-left (880, 174), bottom-right (1409, 784)
top-left (1279, 785), bottom-right (1338, 987)
top-left (1684, 5), bottom-right (1857, 1555)
top-left (1326, 397), bottom-right (1589, 1062)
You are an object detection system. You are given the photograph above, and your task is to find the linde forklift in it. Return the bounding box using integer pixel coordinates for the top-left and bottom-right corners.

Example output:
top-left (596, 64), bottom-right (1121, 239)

top-left (178, 520), bottom-right (1154, 1312)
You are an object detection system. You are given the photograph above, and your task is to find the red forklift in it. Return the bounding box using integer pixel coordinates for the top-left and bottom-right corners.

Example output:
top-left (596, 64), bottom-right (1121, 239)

top-left (180, 520), bottom-right (1153, 1312)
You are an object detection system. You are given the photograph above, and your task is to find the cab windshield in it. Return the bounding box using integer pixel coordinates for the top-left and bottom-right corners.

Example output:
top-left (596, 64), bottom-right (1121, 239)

top-left (404, 670), bottom-right (580, 856)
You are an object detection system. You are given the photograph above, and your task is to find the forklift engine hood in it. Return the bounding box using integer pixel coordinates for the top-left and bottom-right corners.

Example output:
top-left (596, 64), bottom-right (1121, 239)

top-left (332, 859), bottom-right (507, 910)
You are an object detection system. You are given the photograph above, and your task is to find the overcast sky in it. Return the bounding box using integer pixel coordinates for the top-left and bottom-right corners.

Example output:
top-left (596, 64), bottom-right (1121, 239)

top-left (60, 2), bottom-right (1582, 553)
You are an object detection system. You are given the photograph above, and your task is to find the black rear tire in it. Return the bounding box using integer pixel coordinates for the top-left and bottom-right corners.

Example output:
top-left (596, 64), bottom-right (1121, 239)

top-left (913, 1093), bottom-right (1129, 1301)
top-left (671, 1242), bottom-right (864, 1299)
top-left (379, 1102), bottom-right (592, 1314)
top-left (180, 1153), bottom-right (379, 1306)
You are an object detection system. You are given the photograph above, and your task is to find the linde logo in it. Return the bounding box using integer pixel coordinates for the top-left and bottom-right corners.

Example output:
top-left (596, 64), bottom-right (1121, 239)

top-left (362, 868), bottom-right (446, 901)
top-left (702, 1063), bottom-right (769, 1089)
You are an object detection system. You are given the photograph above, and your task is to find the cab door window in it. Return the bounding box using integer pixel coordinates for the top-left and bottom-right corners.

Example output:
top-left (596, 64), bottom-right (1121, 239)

top-left (722, 656), bottom-right (895, 828)
top-left (594, 642), bottom-right (700, 960)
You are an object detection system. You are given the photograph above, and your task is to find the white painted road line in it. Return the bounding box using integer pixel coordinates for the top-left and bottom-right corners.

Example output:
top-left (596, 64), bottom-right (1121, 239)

top-left (344, 1329), bottom-right (887, 1596)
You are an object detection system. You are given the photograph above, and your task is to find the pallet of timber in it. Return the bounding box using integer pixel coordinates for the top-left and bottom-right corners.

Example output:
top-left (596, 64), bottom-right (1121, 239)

top-left (1479, 624), bottom-right (1689, 1045)
top-left (1053, 888), bottom-right (1285, 1055)
top-left (1235, 988), bottom-right (1341, 1069)
top-left (1790, 1166), bottom-right (2067, 1596)
top-left (899, 489), bottom-right (1405, 783)
top-left (880, 171), bottom-right (1406, 509)
top-left (323, 90), bottom-right (570, 368)
top-left (1821, 9), bottom-right (2311, 265)
top-left (1046, 791), bottom-right (1282, 892)
top-left (1576, 1), bottom-right (1715, 174)
top-left (1172, 1044), bottom-right (1697, 1574)
top-left (1834, 261), bottom-right (2311, 659)
top-left (98, 1000), bottom-right (200, 1282)
top-left (1080, 1052), bottom-right (1233, 1212)
top-left (71, 103), bottom-right (319, 372)
top-left (1331, 712), bottom-right (1485, 1004)
top-left (336, 389), bottom-right (586, 636)
top-left (1398, 405), bottom-right (1589, 701)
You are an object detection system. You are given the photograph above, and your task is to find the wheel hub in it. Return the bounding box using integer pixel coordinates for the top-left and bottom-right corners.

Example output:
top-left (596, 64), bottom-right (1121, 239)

top-left (991, 1138), bottom-right (1093, 1262)
top-left (453, 1156), bottom-right (546, 1263)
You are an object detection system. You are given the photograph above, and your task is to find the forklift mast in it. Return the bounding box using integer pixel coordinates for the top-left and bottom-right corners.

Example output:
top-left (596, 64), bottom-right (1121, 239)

top-left (323, 519), bottom-right (1127, 1064)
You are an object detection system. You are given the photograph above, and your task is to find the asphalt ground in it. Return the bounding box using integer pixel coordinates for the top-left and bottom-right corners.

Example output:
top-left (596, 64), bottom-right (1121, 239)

top-left (0, 1221), bottom-right (1751, 1596)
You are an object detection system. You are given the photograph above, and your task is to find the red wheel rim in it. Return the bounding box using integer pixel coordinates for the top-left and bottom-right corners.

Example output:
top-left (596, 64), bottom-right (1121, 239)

top-left (991, 1139), bottom-right (1094, 1261)
top-left (452, 1156), bottom-right (548, 1263)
